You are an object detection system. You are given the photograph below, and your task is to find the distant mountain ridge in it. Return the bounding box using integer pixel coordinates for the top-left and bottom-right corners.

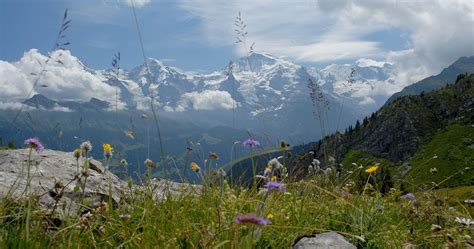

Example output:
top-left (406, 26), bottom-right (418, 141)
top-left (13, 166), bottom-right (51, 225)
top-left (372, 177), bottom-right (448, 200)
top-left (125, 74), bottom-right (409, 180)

top-left (16, 50), bottom-right (404, 142)
top-left (385, 56), bottom-right (474, 104)
top-left (7, 49), bottom-right (474, 147)
top-left (23, 94), bottom-right (110, 112)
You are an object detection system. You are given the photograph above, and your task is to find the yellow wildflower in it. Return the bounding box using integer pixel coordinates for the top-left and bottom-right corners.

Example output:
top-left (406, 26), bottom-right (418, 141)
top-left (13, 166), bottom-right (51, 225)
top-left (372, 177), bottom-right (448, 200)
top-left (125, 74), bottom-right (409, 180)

top-left (73, 148), bottom-right (81, 159)
top-left (271, 175), bottom-right (277, 181)
top-left (365, 165), bottom-right (379, 174)
top-left (103, 144), bottom-right (113, 153)
top-left (267, 213), bottom-right (274, 219)
top-left (190, 162), bottom-right (200, 172)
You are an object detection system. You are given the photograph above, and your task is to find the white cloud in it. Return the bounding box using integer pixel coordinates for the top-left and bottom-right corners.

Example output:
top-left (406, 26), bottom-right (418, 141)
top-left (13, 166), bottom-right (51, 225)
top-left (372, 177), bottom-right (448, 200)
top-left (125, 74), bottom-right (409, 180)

top-left (51, 104), bottom-right (73, 112)
top-left (123, 0), bottom-right (151, 8)
top-left (176, 90), bottom-right (239, 111)
top-left (177, 0), bottom-right (474, 86)
top-left (0, 49), bottom-right (124, 108)
top-left (0, 102), bottom-right (34, 111)
top-left (356, 58), bottom-right (389, 68)
top-left (359, 96), bottom-right (375, 106)
top-left (0, 102), bottom-right (73, 112)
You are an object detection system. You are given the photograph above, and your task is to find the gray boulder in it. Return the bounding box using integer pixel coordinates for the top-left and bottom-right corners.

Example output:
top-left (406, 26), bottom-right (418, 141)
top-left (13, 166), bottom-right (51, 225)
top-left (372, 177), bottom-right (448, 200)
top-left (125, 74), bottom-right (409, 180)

top-left (0, 149), bottom-right (199, 216)
top-left (294, 232), bottom-right (356, 249)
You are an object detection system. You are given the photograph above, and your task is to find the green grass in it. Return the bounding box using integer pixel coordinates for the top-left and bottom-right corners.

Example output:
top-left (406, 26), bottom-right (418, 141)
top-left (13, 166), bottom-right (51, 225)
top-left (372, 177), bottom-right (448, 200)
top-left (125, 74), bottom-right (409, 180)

top-left (341, 150), bottom-right (397, 170)
top-left (404, 123), bottom-right (474, 190)
top-left (1, 172), bottom-right (473, 248)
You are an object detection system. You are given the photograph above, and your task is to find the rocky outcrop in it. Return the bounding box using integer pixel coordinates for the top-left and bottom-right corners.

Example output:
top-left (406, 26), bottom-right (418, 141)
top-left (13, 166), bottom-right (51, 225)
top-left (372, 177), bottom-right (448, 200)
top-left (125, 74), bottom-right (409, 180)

top-left (293, 232), bottom-right (356, 249)
top-left (0, 149), bottom-right (199, 216)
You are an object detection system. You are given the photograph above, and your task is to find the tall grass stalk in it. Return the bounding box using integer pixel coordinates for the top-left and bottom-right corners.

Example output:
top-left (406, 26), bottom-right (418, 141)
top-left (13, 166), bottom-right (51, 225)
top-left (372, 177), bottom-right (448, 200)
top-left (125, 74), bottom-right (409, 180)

top-left (130, 0), bottom-right (167, 179)
top-left (12, 9), bottom-right (71, 125)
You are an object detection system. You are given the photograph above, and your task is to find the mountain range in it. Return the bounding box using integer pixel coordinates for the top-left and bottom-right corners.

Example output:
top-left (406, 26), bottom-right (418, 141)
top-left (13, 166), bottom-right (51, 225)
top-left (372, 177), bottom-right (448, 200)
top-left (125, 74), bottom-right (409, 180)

top-left (10, 50), bottom-right (419, 142)
top-left (1, 50), bottom-right (473, 180)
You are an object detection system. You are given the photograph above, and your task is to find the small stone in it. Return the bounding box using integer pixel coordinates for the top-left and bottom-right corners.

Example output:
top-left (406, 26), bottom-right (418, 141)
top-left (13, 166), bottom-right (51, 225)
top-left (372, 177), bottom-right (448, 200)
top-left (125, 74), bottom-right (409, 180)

top-left (431, 224), bottom-right (442, 232)
top-left (293, 232), bottom-right (356, 249)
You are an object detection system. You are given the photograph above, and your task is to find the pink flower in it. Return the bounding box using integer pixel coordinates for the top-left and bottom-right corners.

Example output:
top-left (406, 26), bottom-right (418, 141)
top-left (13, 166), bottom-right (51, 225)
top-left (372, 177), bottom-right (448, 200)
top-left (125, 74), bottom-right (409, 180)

top-left (209, 151), bottom-right (219, 160)
top-left (24, 137), bottom-right (44, 153)
top-left (235, 213), bottom-right (271, 225)
top-left (264, 181), bottom-right (287, 192)
top-left (243, 138), bottom-right (260, 148)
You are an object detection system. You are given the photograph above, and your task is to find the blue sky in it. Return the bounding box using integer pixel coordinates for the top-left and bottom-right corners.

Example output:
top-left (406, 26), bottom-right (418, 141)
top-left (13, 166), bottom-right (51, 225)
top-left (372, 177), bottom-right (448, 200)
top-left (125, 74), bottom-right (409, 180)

top-left (1, 0), bottom-right (236, 71)
top-left (1, 0), bottom-right (473, 77)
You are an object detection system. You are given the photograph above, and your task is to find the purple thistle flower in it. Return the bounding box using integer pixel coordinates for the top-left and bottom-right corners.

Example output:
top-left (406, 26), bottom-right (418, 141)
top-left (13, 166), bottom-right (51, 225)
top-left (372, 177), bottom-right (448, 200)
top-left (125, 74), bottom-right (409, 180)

top-left (235, 213), bottom-right (271, 226)
top-left (24, 137), bottom-right (44, 153)
top-left (242, 138), bottom-right (260, 148)
top-left (401, 193), bottom-right (416, 201)
top-left (264, 181), bottom-right (287, 192)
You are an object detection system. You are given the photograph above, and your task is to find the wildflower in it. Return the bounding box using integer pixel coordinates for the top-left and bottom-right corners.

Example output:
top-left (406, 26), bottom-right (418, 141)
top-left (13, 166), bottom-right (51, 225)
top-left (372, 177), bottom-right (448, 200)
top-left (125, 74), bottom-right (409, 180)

top-left (235, 213), bottom-right (271, 226)
top-left (242, 138), bottom-right (260, 148)
top-left (264, 181), bottom-right (287, 192)
top-left (24, 137), bottom-right (44, 153)
top-left (433, 155), bottom-right (438, 159)
top-left (365, 165), bottom-right (379, 174)
top-left (266, 213), bottom-right (274, 220)
top-left (190, 162), bottom-right (200, 173)
top-left (271, 175), bottom-right (277, 181)
top-left (80, 140), bottom-right (92, 156)
top-left (264, 166), bottom-right (272, 176)
top-left (119, 214), bottom-right (131, 221)
top-left (308, 165), bottom-right (313, 174)
top-left (268, 158), bottom-right (283, 170)
top-left (401, 193), bottom-right (416, 201)
top-left (217, 168), bottom-right (226, 177)
top-left (124, 130), bottom-right (136, 140)
top-left (324, 168), bottom-right (332, 175)
top-left (144, 158), bottom-right (155, 169)
top-left (280, 140), bottom-right (289, 148)
top-left (73, 148), bottom-right (81, 159)
top-left (103, 143), bottom-right (113, 159)
top-left (455, 217), bottom-right (474, 225)
top-left (430, 167), bottom-right (438, 174)
top-left (209, 152), bottom-right (219, 160)
top-left (120, 159), bottom-right (128, 167)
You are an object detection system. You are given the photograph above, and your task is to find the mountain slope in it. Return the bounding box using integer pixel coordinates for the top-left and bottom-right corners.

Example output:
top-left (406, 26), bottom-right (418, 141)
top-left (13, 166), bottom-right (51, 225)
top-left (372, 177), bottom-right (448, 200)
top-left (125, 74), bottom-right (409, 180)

top-left (288, 73), bottom-right (473, 188)
top-left (385, 56), bottom-right (474, 104)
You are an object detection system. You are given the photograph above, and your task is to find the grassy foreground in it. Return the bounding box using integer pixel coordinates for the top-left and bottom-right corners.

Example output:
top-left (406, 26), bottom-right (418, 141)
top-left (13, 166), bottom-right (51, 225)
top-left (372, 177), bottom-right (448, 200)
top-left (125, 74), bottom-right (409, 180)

top-left (0, 170), bottom-right (473, 248)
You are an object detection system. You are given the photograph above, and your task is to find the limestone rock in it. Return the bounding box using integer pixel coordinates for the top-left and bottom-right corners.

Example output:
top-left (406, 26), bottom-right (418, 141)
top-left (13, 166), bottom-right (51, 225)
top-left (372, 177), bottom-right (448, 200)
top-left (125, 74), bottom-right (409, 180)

top-left (293, 232), bottom-right (356, 249)
top-left (0, 149), bottom-right (199, 216)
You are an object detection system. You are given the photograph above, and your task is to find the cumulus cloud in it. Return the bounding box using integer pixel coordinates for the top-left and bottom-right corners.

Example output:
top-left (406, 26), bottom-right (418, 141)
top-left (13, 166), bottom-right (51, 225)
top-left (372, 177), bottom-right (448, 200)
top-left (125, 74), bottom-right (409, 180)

top-left (176, 90), bottom-right (239, 111)
top-left (177, 0), bottom-right (474, 86)
top-left (0, 49), bottom-right (124, 109)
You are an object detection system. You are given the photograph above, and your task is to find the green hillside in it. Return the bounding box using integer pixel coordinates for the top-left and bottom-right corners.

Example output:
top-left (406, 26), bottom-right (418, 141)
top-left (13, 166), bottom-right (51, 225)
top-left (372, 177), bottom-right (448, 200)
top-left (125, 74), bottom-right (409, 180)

top-left (404, 123), bottom-right (474, 189)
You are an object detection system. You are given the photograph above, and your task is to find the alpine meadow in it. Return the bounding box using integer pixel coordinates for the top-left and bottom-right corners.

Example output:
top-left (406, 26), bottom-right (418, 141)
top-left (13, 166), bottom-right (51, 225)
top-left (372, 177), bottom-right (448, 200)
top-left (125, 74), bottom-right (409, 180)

top-left (0, 0), bottom-right (473, 248)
